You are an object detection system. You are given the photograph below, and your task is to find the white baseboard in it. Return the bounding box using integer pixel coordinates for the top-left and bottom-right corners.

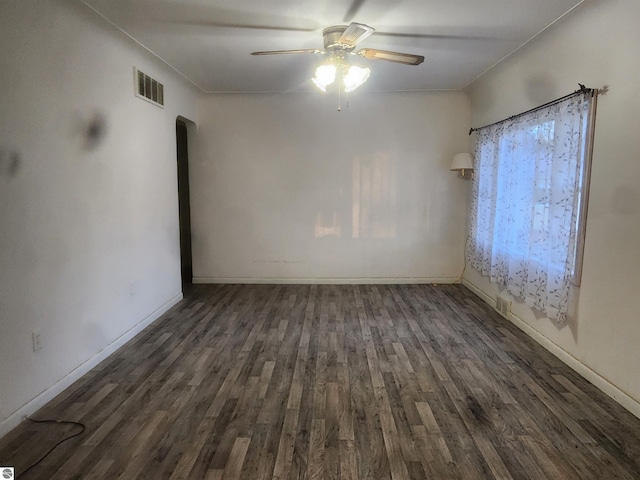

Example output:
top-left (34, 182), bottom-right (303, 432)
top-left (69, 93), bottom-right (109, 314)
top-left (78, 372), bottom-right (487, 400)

top-left (0, 293), bottom-right (183, 439)
top-left (193, 276), bottom-right (459, 285)
top-left (462, 278), bottom-right (640, 420)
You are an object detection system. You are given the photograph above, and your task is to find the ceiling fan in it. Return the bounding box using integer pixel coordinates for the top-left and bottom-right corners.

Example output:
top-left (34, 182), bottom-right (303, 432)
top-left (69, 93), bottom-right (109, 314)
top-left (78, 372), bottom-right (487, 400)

top-left (251, 22), bottom-right (424, 93)
top-left (251, 22), bottom-right (424, 66)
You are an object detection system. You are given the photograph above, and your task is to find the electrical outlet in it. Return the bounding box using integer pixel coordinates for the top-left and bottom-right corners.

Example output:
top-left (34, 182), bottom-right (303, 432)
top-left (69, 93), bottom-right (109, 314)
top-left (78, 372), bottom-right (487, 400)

top-left (32, 330), bottom-right (42, 352)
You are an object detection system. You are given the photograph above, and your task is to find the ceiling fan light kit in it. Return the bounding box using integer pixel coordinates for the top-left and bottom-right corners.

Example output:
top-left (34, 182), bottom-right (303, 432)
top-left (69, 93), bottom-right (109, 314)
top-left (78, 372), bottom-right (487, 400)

top-left (311, 64), bottom-right (337, 92)
top-left (251, 22), bottom-right (424, 104)
top-left (343, 65), bottom-right (371, 93)
top-left (311, 51), bottom-right (371, 93)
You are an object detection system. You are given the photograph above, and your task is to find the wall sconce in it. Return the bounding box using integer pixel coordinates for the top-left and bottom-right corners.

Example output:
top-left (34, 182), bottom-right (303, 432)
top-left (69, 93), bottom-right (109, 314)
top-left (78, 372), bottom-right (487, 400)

top-left (450, 153), bottom-right (474, 180)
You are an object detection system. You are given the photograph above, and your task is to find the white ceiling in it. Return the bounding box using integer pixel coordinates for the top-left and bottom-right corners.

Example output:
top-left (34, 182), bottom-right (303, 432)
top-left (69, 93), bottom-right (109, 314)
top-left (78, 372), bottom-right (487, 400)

top-left (82, 0), bottom-right (584, 93)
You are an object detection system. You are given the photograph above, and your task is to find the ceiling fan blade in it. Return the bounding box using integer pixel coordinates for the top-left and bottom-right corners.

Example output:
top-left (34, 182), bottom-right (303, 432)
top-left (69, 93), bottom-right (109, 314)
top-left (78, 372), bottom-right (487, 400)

top-left (375, 31), bottom-right (488, 41)
top-left (338, 22), bottom-right (375, 47)
top-left (251, 49), bottom-right (322, 56)
top-left (357, 49), bottom-right (425, 65)
top-left (343, 0), bottom-right (367, 23)
top-left (176, 20), bottom-right (316, 32)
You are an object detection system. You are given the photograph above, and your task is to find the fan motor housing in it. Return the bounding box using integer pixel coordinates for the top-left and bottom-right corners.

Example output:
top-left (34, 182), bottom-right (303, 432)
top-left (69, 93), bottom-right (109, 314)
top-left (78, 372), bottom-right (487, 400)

top-left (323, 25), bottom-right (350, 50)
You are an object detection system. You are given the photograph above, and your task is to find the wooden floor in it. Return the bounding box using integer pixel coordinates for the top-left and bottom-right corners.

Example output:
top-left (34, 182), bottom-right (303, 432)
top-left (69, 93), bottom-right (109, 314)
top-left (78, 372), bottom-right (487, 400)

top-left (2, 284), bottom-right (640, 479)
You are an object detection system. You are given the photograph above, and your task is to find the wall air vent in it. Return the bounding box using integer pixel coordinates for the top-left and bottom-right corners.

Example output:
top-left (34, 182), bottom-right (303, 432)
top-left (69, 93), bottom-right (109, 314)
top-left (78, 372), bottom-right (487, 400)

top-left (134, 68), bottom-right (164, 107)
top-left (495, 294), bottom-right (511, 318)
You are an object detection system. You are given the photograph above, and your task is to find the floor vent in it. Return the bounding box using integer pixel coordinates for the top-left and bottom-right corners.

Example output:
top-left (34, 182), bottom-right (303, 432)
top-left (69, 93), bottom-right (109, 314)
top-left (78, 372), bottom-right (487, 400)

top-left (134, 68), bottom-right (164, 107)
top-left (495, 294), bottom-right (511, 318)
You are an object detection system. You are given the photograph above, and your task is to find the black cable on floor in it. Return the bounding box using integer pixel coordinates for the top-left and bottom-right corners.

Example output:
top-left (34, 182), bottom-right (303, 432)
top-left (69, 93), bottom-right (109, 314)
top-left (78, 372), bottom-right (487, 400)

top-left (458, 234), bottom-right (470, 284)
top-left (19, 417), bottom-right (86, 477)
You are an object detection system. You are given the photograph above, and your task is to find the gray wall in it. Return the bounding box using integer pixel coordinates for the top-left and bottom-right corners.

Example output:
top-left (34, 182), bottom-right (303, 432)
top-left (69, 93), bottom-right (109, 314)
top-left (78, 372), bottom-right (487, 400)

top-left (0, 0), bottom-right (199, 434)
top-left (464, 0), bottom-right (640, 416)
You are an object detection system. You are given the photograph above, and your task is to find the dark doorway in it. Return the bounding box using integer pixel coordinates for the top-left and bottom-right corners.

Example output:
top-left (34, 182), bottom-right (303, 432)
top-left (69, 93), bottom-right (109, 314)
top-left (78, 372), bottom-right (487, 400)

top-left (176, 119), bottom-right (192, 287)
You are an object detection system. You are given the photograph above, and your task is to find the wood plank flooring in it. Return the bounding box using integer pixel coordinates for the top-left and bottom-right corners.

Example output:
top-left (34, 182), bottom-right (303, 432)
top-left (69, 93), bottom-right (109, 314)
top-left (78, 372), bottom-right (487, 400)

top-left (2, 284), bottom-right (640, 479)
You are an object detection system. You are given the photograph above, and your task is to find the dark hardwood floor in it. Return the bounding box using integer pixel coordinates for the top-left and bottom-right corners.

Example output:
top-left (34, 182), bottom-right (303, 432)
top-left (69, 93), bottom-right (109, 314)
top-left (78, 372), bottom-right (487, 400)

top-left (2, 284), bottom-right (640, 479)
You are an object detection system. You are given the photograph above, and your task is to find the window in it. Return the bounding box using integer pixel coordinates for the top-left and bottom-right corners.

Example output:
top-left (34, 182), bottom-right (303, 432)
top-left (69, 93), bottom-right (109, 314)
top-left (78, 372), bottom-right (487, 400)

top-left (467, 91), bottom-right (596, 324)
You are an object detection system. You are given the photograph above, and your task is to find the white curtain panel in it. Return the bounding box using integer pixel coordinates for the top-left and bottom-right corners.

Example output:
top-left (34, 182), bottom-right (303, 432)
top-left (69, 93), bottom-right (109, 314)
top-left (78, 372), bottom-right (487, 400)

top-left (468, 93), bottom-right (592, 325)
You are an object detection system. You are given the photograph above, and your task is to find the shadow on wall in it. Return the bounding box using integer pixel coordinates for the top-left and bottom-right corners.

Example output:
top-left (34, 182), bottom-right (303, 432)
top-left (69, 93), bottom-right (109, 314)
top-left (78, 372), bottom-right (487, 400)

top-left (74, 110), bottom-right (109, 151)
top-left (1, 109), bottom-right (110, 179)
top-left (0, 148), bottom-right (21, 178)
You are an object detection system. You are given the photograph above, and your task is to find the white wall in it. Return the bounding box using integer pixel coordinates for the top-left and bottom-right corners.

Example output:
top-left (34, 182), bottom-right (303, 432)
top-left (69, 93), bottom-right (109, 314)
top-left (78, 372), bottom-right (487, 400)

top-left (0, 0), bottom-right (199, 435)
top-left (464, 0), bottom-right (640, 415)
top-left (190, 92), bottom-right (470, 283)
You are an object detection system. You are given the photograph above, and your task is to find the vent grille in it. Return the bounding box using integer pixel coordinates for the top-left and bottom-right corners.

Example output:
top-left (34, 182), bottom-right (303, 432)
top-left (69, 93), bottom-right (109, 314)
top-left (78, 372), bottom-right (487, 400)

top-left (134, 68), bottom-right (164, 107)
top-left (495, 295), bottom-right (511, 318)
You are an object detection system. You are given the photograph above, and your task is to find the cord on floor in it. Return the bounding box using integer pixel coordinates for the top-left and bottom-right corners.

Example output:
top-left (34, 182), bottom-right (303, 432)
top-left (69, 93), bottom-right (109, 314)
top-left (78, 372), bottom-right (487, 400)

top-left (457, 235), bottom-right (469, 284)
top-left (19, 417), bottom-right (86, 477)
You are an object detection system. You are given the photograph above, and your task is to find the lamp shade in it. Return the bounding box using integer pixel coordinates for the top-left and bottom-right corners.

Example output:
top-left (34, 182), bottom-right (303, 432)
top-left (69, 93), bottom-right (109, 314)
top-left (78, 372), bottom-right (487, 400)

top-left (450, 153), bottom-right (474, 171)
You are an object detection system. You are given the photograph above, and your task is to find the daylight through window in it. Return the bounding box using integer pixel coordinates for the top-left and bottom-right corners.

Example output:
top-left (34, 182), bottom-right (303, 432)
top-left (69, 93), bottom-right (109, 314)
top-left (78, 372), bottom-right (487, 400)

top-left (467, 90), bottom-right (597, 324)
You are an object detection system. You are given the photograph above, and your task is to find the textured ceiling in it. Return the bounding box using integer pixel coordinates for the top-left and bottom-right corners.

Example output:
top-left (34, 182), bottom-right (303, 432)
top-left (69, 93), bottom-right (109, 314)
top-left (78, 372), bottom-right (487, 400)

top-left (82, 0), bottom-right (584, 93)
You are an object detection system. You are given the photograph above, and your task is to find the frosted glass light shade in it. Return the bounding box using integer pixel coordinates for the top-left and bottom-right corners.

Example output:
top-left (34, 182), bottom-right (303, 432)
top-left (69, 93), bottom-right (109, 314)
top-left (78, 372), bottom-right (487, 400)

top-left (343, 66), bottom-right (370, 93)
top-left (312, 64), bottom-right (336, 92)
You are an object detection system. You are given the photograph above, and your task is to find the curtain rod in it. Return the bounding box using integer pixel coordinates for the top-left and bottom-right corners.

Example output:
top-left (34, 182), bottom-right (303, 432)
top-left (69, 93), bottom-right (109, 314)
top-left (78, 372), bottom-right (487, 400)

top-left (469, 84), bottom-right (596, 135)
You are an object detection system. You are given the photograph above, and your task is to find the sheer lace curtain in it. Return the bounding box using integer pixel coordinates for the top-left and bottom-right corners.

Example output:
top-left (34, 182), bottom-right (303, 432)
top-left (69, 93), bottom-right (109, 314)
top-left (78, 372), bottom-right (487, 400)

top-left (467, 92), bottom-right (595, 325)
